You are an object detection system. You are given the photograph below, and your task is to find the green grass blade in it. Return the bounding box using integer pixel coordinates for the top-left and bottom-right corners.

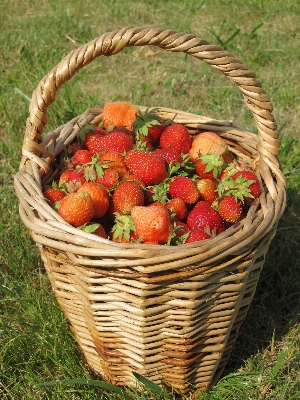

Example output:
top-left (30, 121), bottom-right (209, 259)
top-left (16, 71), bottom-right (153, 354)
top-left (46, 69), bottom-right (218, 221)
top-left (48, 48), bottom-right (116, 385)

top-left (289, 391), bottom-right (300, 400)
top-left (34, 379), bottom-right (133, 400)
top-left (132, 372), bottom-right (171, 398)
top-left (271, 350), bottom-right (287, 379)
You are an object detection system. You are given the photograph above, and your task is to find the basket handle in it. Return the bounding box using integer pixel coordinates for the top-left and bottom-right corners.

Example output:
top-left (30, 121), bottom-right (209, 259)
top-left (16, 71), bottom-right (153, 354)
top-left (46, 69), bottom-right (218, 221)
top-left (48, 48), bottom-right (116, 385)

top-left (25, 27), bottom-right (281, 162)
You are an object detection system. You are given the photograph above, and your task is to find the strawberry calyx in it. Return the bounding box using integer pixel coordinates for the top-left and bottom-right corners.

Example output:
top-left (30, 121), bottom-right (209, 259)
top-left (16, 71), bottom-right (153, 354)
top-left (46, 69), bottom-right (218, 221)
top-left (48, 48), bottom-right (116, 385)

top-left (111, 213), bottom-right (136, 242)
top-left (216, 174), bottom-right (255, 203)
top-left (196, 153), bottom-right (226, 179)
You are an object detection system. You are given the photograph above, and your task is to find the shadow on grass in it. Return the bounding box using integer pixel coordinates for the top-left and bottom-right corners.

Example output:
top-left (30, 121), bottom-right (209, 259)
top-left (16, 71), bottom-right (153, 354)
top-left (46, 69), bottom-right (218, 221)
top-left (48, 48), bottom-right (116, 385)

top-left (224, 186), bottom-right (300, 374)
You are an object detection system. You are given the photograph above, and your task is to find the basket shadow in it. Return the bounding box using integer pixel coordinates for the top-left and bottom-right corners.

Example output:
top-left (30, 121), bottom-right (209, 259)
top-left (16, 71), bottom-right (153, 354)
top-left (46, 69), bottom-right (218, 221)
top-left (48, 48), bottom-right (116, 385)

top-left (222, 186), bottom-right (300, 375)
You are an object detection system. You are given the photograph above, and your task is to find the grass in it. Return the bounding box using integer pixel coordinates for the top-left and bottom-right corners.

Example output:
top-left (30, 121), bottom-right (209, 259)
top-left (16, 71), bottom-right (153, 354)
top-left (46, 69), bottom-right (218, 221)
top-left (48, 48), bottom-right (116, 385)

top-left (1, 0), bottom-right (300, 398)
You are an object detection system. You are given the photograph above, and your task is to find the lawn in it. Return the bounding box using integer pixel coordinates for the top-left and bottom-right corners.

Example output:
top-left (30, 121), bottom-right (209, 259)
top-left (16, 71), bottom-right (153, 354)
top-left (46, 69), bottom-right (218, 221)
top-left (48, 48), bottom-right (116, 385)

top-left (1, 0), bottom-right (300, 399)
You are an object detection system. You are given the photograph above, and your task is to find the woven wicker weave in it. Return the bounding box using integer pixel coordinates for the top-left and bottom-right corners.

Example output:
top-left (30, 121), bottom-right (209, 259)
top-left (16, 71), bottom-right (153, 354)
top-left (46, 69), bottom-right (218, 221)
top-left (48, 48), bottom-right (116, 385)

top-left (14, 27), bottom-right (286, 393)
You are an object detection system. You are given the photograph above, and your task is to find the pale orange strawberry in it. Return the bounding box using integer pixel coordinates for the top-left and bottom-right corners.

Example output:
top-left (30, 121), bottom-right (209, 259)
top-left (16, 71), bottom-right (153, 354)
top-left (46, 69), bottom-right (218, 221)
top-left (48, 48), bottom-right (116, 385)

top-left (196, 178), bottom-right (218, 205)
top-left (101, 101), bottom-right (138, 130)
top-left (131, 202), bottom-right (172, 244)
top-left (168, 176), bottom-right (199, 204)
top-left (58, 192), bottom-right (94, 227)
top-left (189, 131), bottom-right (228, 160)
top-left (112, 181), bottom-right (144, 215)
top-left (77, 182), bottom-right (109, 219)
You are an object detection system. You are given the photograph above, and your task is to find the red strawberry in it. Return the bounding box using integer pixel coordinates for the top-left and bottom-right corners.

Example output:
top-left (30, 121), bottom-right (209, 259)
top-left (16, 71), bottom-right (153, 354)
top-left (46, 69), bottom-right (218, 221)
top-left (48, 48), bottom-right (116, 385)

top-left (43, 188), bottom-right (66, 204)
top-left (99, 151), bottom-right (128, 177)
top-left (196, 178), bottom-right (218, 205)
top-left (112, 181), bottom-right (144, 215)
top-left (189, 131), bottom-right (228, 160)
top-left (217, 195), bottom-right (243, 223)
top-left (173, 221), bottom-right (189, 237)
top-left (153, 148), bottom-right (183, 167)
top-left (101, 130), bottom-right (134, 154)
top-left (160, 123), bottom-right (191, 154)
top-left (77, 182), bottom-right (110, 219)
top-left (72, 149), bottom-right (93, 165)
top-left (81, 222), bottom-right (108, 239)
top-left (58, 192), bottom-right (94, 227)
top-left (132, 108), bottom-right (166, 146)
top-left (124, 150), bottom-right (168, 186)
top-left (217, 169), bottom-right (261, 203)
top-left (186, 227), bottom-right (211, 243)
top-left (59, 169), bottom-right (86, 192)
top-left (95, 168), bottom-right (119, 190)
top-left (131, 202), bottom-right (171, 244)
top-left (187, 201), bottom-right (225, 235)
top-left (166, 198), bottom-right (188, 221)
top-left (168, 176), bottom-right (199, 204)
top-left (82, 130), bottom-right (106, 155)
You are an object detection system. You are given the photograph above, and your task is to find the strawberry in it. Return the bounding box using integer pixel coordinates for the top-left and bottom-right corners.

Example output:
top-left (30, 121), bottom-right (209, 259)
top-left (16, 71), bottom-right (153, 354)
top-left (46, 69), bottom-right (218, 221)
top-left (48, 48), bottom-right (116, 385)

top-left (232, 170), bottom-right (261, 201)
top-left (189, 131), bottom-right (228, 160)
top-left (196, 178), bottom-right (218, 204)
top-left (124, 150), bottom-right (168, 186)
top-left (153, 148), bottom-right (183, 167)
top-left (72, 149), bottom-right (93, 165)
top-left (173, 221), bottom-right (189, 237)
top-left (195, 153), bottom-right (226, 180)
top-left (101, 130), bottom-right (134, 154)
top-left (132, 108), bottom-right (166, 146)
top-left (217, 169), bottom-right (261, 203)
top-left (80, 222), bottom-right (108, 239)
top-left (187, 201), bottom-right (225, 235)
top-left (43, 187), bottom-right (66, 204)
top-left (216, 195), bottom-right (243, 223)
top-left (77, 182), bottom-right (109, 219)
top-left (112, 181), bottom-right (144, 215)
top-left (101, 101), bottom-right (138, 130)
top-left (166, 198), bottom-right (188, 221)
top-left (168, 176), bottom-right (199, 204)
top-left (82, 130), bottom-right (106, 155)
top-left (110, 213), bottom-right (137, 243)
top-left (99, 151), bottom-right (128, 177)
top-left (95, 168), bottom-right (119, 190)
top-left (58, 192), bottom-right (94, 227)
top-left (159, 124), bottom-right (191, 154)
top-left (186, 227), bottom-right (211, 243)
top-left (59, 169), bottom-right (86, 192)
top-left (131, 202), bottom-right (172, 244)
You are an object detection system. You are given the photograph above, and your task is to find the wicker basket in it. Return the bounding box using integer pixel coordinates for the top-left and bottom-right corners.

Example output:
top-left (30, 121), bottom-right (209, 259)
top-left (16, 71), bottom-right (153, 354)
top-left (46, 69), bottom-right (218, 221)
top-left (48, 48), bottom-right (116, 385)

top-left (14, 27), bottom-right (286, 393)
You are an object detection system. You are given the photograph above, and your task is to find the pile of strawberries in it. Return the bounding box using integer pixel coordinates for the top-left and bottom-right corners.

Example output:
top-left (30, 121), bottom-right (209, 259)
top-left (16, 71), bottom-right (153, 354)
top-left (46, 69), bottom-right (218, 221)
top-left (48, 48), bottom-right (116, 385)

top-left (43, 101), bottom-right (262, 245)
